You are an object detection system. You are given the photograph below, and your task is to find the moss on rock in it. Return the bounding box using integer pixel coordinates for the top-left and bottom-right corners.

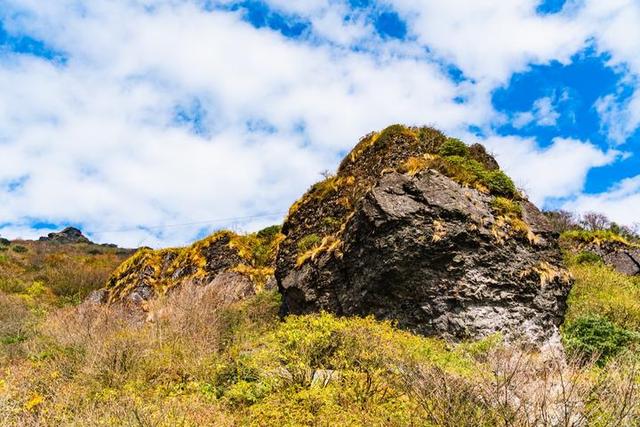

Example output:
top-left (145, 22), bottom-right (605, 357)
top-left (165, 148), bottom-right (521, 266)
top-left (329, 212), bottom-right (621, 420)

top-left (105, 226), bottom-right (283, 303)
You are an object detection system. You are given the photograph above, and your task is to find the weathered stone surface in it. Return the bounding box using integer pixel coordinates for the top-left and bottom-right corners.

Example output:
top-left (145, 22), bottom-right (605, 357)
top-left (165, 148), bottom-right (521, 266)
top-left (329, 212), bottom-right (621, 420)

top-left (277, 131), bottom-right (573, 345)
top-left (603, 250), bottom-right (640, 276)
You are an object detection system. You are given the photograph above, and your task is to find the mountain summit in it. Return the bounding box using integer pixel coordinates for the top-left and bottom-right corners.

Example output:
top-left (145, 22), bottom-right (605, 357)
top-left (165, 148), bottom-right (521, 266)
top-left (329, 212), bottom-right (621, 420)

top-left (39, 227), bottom-right (92, 244)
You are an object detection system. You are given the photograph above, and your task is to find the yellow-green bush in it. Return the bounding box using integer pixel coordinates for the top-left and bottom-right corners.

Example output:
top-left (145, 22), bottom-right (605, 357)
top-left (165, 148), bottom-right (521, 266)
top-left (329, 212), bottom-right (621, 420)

top-left (564, 262), bottom-right (640, 331)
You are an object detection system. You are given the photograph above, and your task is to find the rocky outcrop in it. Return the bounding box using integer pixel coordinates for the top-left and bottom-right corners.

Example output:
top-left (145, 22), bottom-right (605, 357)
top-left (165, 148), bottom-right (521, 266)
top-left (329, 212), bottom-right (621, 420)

top-left (565, 239), bottom-right (640, 276)
top-left (39, 227), bottom-right (92, 244)
top-left (276, 125), bottom-right (573, 345)
top-left (104, 226), bottom-right (282, 305)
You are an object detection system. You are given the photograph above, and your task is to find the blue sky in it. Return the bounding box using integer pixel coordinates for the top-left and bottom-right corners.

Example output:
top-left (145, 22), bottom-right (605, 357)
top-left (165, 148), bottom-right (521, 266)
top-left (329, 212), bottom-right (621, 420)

top-left (1, 0), bottom-right (640, 247)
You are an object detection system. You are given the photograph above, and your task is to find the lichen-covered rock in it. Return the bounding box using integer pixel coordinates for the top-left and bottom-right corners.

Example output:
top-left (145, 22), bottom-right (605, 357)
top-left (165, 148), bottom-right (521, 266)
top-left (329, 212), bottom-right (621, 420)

top-left (104, 227), bottom-right (282, 304)
top-left (276, 125), bottom-right (573, 345)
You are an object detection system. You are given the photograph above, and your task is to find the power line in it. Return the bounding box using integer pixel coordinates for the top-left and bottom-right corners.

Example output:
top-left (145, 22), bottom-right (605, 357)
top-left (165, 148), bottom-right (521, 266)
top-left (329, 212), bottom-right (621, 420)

top-left (92, 211), bottom-right (287, 234)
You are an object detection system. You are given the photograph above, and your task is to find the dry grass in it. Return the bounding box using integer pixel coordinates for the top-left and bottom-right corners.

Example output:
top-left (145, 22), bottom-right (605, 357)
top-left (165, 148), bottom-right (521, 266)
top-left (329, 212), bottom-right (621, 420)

top-left (404, 346), bottom-right (640, 427)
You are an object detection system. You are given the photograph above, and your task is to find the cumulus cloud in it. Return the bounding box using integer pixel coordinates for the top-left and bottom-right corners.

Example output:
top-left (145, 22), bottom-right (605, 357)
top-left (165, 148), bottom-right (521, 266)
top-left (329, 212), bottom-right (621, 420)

top-left (512, 96), bottom-right (561, 128)
top-left (0, 0), bottom-right (640, 246)
top-left (0, 1), bottom-right (481, 246)
top-left (580, 0), bottom-right (640, 143)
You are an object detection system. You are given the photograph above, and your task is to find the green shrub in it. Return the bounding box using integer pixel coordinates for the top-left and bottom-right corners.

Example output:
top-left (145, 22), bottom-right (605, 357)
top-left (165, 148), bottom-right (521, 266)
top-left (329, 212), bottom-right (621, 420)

top-left (256, 225), bottom-right (282, 240)
top-left (441, 155), bottom-right (487, 186)
top-left (574, 251), bottom-right (603, 265)
top-left (0, 277), bottom-right (28, 294)
top-left (0, 237), bottom-right (10, 246)
top-left (438, 137), bottom-right (469, 157)
top-left (11, 245), bottom-right (28, 253)
top-left (563, 315), bottom-right (639, 365)
top-left (561, 229), bottom-right (633, 246)
top-left (484, 170), bottom-right (517, 197)
top-left (491, 197), bottom-right (522, 217)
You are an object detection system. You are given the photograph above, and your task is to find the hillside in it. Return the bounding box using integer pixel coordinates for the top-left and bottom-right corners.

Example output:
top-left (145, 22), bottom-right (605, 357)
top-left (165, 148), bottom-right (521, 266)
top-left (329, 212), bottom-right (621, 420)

top-left (1, 127), bottom-right (639, 426)
top-left (0, 229), bottom-right (133, 306)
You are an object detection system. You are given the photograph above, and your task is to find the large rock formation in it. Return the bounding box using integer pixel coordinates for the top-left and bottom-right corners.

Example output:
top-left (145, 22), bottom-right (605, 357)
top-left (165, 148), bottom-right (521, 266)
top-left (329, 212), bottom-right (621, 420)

top-left (103, 226), bottom-right (282, 304)
top-left (276, 125), bottom-right (573, 344)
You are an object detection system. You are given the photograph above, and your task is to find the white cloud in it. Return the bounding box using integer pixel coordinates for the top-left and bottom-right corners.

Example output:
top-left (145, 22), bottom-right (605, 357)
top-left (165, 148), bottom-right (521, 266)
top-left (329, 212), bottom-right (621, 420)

top-left (1, 0), bottom-right (640, 246)
top-left (0, 1), bottom-right (483, 246)
top-left (579, 0), bottom-right (640, 143)
top-left (512, 96), bottom-right (561, 128)
top-left (387, 0), bottom-right (589, 84)
top-left (563, 176), bottom-right (640, 226)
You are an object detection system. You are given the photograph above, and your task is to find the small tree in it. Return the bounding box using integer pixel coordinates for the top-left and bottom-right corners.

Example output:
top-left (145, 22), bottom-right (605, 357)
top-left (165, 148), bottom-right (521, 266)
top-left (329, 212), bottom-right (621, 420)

top-left (580, 211), bottom-right (610, 231)
top-left (543, 210), bottom-right (578, 234)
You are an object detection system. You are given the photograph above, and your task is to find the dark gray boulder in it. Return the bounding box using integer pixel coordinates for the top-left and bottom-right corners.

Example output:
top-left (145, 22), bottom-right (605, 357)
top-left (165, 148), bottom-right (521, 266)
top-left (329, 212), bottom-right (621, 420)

top-left (276, 126), bottom-right (573, 345)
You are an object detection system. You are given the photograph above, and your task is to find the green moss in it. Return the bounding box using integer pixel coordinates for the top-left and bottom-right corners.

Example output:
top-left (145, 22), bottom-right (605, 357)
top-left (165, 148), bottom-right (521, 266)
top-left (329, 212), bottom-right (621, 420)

top-left (438, 137), bottom-right (469, 157)
top-left (321, 216), bottom-right (341, 228)
top-left (297, 234), bottom-right (322, 252)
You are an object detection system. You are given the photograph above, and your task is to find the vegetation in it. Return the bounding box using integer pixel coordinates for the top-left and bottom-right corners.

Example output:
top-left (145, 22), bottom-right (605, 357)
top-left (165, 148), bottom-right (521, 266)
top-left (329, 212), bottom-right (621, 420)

top-left (399, 149), bottom-right (518, 199)
top-left (0, 239), bottom-right (132, 305)
top-left (1, 221), bottom-right (640, 425)
top-left (437, 137), bottom-right (469, 157)
top-left (561, 229), bottom-right (637, 247)
top-left (574, 251), bottom-right (603, 265)
top-left (106, 226), bottom-right (284, 301)
top-left (563, 315), bottom-right (639, 365)
top-left (2, 276), bottom-right (640, 425)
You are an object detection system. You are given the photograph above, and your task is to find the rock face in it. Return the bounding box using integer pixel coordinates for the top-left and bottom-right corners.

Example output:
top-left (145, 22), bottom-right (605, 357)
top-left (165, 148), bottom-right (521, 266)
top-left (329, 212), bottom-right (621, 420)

top-left (276, 125), bottom-right (573, 345)
top-left (104, 227), bottom-right (282, 305)
top-left (604, 249), bottom-right (640, 276)
top-left (39, 227), bottom-right (92, 244)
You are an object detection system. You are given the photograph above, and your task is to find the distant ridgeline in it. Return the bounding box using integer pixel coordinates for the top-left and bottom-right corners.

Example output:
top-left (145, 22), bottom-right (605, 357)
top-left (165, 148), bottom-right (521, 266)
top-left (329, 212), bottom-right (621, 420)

top-left (100, 125), bottom-right (575, 346)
